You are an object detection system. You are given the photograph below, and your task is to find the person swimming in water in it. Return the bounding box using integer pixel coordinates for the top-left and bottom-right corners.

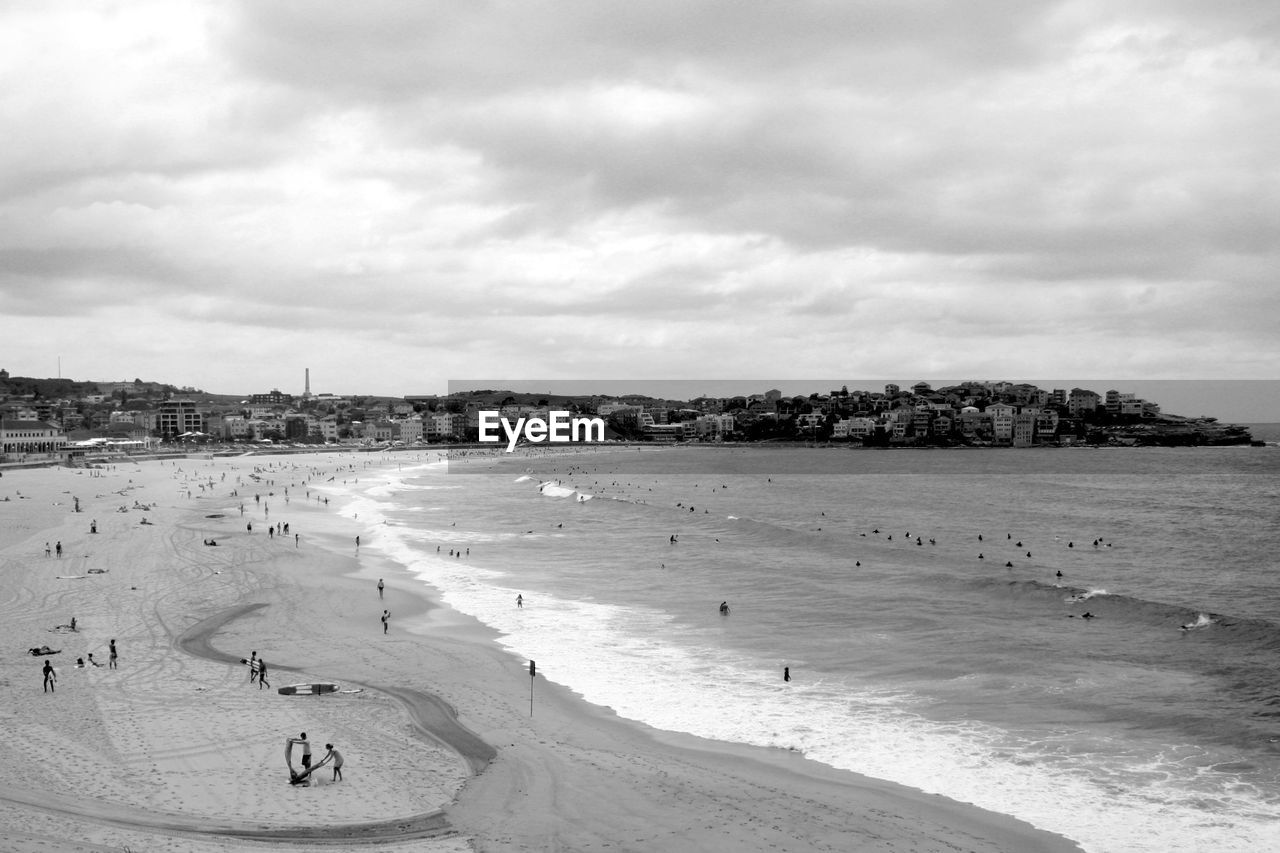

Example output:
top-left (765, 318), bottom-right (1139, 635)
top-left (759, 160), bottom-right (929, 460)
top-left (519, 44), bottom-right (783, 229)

top-left (719, 601), bottom-right (729, 615)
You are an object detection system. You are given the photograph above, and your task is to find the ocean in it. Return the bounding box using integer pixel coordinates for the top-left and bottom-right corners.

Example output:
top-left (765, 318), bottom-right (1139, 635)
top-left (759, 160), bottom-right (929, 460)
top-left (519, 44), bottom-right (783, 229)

top-left (330, 439), bottom-right (1280, 853)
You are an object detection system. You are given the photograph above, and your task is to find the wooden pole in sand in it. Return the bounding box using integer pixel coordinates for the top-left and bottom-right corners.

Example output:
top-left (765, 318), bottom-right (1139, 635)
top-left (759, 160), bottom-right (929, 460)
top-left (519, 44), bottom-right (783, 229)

top-left (529, 660), bottom-right (535, 716)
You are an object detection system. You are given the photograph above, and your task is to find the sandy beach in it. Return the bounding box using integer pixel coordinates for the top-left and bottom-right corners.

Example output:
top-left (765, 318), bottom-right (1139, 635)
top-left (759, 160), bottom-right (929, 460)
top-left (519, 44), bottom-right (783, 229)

top-left (0, 453), bottom-right (1082, 852)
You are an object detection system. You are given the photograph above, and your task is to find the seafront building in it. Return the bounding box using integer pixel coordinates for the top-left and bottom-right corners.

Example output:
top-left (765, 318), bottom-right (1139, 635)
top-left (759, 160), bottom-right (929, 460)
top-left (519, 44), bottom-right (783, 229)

top-left (0, 418), bottom-right (68, 462)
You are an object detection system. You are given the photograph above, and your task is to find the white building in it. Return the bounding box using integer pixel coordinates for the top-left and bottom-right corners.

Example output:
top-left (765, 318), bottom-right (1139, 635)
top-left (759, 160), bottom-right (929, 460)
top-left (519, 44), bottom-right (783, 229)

top-left (1, 419), bottom-right (68, 461)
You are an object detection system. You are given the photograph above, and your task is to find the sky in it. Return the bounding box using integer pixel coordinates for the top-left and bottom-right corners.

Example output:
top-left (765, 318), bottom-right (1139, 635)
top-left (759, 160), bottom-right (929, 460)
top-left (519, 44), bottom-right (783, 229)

top-left (2, 2), bottom-right (1278, 418)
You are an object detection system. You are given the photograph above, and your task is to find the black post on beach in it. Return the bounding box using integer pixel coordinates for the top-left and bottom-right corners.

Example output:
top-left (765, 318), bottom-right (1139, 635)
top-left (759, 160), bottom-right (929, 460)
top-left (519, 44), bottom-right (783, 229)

top-left (529, 659), bottom-right (536, 716)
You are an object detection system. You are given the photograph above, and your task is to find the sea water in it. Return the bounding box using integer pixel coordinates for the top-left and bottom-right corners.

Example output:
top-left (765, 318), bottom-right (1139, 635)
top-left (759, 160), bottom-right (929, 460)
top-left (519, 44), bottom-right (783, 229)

top-left (328, 442), bottom-right (1280, 853)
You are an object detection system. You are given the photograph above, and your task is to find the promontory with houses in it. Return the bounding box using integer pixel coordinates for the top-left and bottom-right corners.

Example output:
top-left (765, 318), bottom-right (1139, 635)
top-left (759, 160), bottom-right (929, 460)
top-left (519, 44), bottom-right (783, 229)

top-left (0, 369), bottom-right (1259, 465)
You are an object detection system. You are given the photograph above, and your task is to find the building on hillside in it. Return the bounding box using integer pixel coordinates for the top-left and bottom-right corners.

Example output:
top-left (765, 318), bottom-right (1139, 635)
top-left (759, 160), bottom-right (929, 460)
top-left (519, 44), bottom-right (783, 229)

top-left (156, 400), bottom-right (204, 439)
top-left (250, 389), bottom-right (294, 405)
top-left (987, 403), bottom-right (1016, 442)
top-left (425, 413), bottom-right (453, 440)
top-left (396, 418), bottom-right (424, 444)
top-left (1068, 388), bottom-right (1101, 417)
top-left (210, 413), bottom-right (250, 440)
top-left (284, 415), bottom-right (316, 442)
top-left (690, 413), bottom-right (734, 440)
top-left (1012, 412), bottom-right (1037, 447)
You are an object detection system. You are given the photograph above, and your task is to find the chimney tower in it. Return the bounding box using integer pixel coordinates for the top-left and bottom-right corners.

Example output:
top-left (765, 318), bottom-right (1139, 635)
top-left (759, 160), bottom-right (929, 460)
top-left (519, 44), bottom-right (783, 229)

top-left (304, 368), bottom-right (311, 398)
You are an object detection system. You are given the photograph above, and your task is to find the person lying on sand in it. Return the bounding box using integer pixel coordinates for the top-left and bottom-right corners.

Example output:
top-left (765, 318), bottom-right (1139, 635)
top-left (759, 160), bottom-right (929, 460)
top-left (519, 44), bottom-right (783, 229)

top-left (29, 646), bottom-right (61, 656)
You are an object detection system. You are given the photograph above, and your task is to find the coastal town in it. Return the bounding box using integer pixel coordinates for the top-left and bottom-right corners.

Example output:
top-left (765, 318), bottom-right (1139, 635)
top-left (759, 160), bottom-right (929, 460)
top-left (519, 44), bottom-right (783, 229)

top-left (0, 368), bottom-right (1257, 465)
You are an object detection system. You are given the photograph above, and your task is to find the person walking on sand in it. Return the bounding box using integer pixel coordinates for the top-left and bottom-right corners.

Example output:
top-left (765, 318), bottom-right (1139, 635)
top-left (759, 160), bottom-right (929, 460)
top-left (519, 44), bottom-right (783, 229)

top-left (257, 658), bottom-right (269, 689)
top-left (377, 578), bottom-right (384, 599)
top-left (108, 639), bottom-right (117, 669)
top-left (43, 660), bottom-right (56, 692)
top-left (322, 743), bottom-right (343, 781)
top-left (516, 594), bottom-right (523, 608)
top-left (55, 541), bottom-right (62, 558)
top-left (248, 651), bottom-right (258, 683)
top-left (381, 610), bottom-right (390, 634)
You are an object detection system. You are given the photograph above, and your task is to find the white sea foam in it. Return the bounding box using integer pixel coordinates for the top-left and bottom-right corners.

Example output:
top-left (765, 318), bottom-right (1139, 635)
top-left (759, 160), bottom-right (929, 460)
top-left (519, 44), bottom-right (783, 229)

top-left (1180, 613), bottom-right (1215, 630)
top-left (389, 548), bottom-right (1280, 853)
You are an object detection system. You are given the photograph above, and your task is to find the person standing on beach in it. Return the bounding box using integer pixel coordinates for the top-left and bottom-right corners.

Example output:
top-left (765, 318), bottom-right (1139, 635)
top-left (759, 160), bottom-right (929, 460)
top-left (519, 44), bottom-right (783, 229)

top-left (55, 541), bottom-right (62, 557)
top-left (108, 639), bottom-right (117, 669)
top-left (257, 658), bottom-right (269, 689)
top-left (784, 666), bottom-right (791, 682)
top-left (377, 578), bottom-right (384, 599)
top-left (516, 594), bottom-right (523, 608)
top-left (42, 660), bottom-right (56, 692)
top-left (381, 610), bottom-right (390, 634)
top-left (322, 744), bottom-right (343, 781)
top-left (248, 651), bottom-right (258, 683)
top-left (289, 733), bottom-right (312, 773)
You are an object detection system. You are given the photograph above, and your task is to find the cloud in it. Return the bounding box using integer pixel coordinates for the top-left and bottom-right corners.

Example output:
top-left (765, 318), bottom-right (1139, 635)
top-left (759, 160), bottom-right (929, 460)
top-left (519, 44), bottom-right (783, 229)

top-left (0, 1), bottom-right (1276, 403)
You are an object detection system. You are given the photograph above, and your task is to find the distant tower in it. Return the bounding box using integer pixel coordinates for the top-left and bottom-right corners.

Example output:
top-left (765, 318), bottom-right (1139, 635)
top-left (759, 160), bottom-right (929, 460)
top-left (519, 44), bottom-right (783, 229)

top-left (303, 368), bottom-right (312, 399)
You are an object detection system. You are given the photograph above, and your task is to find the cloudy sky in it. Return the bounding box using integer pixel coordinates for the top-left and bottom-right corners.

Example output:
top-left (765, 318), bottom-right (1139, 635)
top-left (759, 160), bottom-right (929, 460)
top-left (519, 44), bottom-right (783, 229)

top-left (2, 1), bottom-right (1277, 413)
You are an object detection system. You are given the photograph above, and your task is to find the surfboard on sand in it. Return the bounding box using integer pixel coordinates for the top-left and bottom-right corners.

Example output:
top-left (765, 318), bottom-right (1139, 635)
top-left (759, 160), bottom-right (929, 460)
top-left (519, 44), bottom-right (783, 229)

top-left (277, 683), bottom-right (338, 696)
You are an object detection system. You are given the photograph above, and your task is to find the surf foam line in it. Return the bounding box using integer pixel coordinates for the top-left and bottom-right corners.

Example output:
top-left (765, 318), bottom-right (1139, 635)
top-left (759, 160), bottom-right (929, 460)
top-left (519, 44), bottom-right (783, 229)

top-left (391, 535), bottom-right (1280, 853)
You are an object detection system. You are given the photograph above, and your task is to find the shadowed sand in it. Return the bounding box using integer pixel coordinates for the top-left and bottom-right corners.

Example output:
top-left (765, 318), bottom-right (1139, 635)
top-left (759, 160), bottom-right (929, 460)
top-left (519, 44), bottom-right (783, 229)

top-left (0, 454), bottom-right (1084, 852)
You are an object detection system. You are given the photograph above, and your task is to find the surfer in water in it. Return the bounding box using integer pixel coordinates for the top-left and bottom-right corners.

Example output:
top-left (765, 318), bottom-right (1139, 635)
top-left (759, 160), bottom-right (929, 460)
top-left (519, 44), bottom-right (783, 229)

top-left (719, 601), bottom-right (729, 615)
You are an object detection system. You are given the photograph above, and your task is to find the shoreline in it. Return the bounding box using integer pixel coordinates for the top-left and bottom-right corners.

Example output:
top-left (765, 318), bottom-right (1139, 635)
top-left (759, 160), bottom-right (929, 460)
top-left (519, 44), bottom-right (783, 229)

top-left (0, 454), bottom-right (1084, 852)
